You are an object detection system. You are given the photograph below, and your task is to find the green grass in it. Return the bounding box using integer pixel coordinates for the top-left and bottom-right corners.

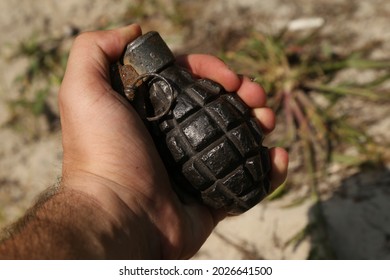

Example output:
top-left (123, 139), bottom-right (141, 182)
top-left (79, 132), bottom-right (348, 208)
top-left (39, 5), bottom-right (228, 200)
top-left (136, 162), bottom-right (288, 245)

top-left (221, 27), bottom-right (390, 187)
top-left (220, 25), bottom-right (389, 259)
top-left (5, 31), bottom-right (72, 136)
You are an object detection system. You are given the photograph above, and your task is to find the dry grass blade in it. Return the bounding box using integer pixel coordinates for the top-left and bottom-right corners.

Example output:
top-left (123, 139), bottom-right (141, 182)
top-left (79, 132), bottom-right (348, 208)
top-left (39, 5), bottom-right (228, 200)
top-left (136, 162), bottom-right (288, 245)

top-left (222, 26), bottom-right (389, 187)
top-left (221, 24), bottom-right (389, 258)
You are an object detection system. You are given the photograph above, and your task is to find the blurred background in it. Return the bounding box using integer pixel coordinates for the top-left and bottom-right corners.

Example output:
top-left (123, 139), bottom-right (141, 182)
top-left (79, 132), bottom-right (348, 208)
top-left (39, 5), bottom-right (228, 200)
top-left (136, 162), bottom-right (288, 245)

top-left (0, 0), bottom-right (389, 259)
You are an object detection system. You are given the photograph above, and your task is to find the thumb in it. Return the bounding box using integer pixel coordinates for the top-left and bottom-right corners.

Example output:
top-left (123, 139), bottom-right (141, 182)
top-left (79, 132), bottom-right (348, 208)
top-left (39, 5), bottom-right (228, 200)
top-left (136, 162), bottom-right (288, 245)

top-left (59, 24), bottom-right (142, 102)
top-left (58, 24), bottom-right (143, 159)
top-left (59, 24), bottom-right (142, 125)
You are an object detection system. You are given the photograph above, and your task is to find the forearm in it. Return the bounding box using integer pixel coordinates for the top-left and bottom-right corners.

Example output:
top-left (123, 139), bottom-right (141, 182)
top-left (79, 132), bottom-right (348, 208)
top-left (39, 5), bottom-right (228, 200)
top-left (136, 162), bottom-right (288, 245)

top-left (0, 185), bottom-right (157, 259)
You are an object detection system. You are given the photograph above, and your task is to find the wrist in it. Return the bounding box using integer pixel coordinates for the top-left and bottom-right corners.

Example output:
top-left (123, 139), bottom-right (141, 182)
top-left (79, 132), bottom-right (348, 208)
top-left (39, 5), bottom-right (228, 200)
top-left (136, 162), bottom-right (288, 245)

top-left (60, 168), bottom-right (198, 259)
top-left (59, 171), bottom-right (162, 259)
top-left (0, 185), bottom-right (160, 259)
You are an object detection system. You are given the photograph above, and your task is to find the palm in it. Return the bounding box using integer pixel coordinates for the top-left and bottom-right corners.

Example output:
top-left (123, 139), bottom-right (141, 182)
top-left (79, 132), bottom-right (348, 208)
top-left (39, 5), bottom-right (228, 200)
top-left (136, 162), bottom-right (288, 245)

top-left (59, 25), bottom-right (288, 259)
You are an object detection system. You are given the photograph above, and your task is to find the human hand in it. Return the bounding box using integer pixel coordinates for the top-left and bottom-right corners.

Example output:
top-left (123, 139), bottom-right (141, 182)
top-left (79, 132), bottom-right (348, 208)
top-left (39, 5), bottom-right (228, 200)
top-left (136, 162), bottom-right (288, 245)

top-left (58, 24), bottom-right (288, 259)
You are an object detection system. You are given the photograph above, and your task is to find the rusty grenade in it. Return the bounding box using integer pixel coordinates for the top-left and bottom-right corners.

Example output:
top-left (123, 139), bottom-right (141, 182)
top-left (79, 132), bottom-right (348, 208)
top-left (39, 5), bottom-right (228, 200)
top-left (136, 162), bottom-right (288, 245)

top-left (112, 31), bottom-right (271, 215)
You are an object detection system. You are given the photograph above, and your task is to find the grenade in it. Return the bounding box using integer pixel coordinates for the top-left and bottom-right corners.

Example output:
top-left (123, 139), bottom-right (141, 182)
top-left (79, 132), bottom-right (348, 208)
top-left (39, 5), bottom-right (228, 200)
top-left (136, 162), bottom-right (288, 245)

top-left (112, 31), bottom-right (271, 215)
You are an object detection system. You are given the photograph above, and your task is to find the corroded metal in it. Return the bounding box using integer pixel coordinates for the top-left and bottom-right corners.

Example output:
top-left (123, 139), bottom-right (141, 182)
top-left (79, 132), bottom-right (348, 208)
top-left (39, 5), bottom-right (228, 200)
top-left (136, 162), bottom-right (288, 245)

top-left (115, 31), bottom-right (271, 215)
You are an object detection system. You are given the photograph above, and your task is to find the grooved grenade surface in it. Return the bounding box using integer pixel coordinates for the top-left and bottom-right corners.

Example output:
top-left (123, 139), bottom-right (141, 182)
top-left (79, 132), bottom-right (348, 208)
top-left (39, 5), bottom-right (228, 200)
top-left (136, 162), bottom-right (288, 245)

top-left (120, 32), bottom-right (271, 215)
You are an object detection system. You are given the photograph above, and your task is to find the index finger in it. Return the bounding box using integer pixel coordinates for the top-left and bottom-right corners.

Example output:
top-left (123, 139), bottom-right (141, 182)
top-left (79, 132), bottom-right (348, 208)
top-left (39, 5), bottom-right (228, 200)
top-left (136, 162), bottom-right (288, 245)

top-left (176, 54), bottom-right (241, 92)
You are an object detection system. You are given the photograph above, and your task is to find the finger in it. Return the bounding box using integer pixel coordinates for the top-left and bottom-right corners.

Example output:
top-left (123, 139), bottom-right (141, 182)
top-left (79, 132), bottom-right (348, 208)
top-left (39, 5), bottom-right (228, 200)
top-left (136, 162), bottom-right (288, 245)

top-left (59, 24), bottom-right (142, 113)
top-left (72, 24), bottom-right (142, 67)
top-left (236, 76), bottom-right (267, 108)
top-left (252, 107), bottom-right (275, 134)
top-left (268, 147), bottom-right (289, 190)
top-left (176, 54), bottom-right (241, 92)
top-left (61, 24), bottom-right (142, 93)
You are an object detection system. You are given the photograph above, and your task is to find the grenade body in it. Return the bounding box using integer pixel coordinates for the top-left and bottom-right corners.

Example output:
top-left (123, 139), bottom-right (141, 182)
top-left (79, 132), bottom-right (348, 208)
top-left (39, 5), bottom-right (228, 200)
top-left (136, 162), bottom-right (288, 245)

top-left (120, 32), bottom-right (271, 214)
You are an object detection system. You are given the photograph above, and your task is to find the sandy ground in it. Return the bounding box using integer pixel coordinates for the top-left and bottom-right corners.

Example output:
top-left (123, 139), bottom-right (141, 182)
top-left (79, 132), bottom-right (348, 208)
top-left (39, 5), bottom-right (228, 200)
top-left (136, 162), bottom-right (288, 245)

top-left (0, 0), bottom-right (389, 259)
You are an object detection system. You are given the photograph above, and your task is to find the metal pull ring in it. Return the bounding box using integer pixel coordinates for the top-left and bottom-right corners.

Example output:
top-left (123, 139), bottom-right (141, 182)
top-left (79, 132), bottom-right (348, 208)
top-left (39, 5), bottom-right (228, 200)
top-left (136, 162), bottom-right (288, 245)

top-left (124, 73), bottom-right (175, 122)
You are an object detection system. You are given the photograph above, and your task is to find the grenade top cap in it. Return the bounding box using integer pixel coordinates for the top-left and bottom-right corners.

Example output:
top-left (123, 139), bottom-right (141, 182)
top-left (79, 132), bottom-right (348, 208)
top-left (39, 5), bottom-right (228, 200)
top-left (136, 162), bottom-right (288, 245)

top-left (123, 31), bottom-right (175, 75)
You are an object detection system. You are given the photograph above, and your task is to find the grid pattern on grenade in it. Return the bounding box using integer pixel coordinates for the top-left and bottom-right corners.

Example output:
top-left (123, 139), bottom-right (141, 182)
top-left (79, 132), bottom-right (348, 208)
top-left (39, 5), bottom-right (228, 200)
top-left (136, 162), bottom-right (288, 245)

top-left (162, 81), bottom-right (268, 210)
top-left (213, 159), bottom-right (266, 199)
top-left (199, 137), bottom-right (241, 178)
top-left (219, 165), bottom-right (255, 196)
top-left (182, 111), bottom-right (224, 152)
top-left (226, 123), bottom-right (261, 158)
top-left (200, 172), bottom-right (265, 212)
top-left (178, 124), bottom-right (263, 197)
top-left (201, 184), bottom-right (234, 209)
top-left (171, 91), bottom-right (201, 122)
top-left (164, 82), bottom-right (234, 162)
top-left (219, 164), bottom-right (269, 213)
top-left (223, 94), bottom-right (250, 117)
top-left (221, 94), bottom-right (266, 146)
top-left (203, 183), bottom-right (264, 208)
top-left (248, 118), bottom-right (265, 143)
top-left (186, 79), bottom-right (222, 106)
top-left (175, 95), bottom-right (251, 178)
top-left (245, 155), bottom-right (266, 182)
top-left (145, 69), bottom-right (269, 213)
top-left (158, 81), bottom-right (220, 133)
top-left (191, 131), bottom-right (267, 210)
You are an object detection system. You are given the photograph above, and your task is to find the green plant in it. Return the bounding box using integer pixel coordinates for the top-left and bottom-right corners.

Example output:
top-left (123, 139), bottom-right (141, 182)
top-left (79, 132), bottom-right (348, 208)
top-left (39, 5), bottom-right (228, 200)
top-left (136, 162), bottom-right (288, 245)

top-left (221, 25), bottom-right (389, 259)
top-left (122, 0), bottom-right (193, 26)
top-left (222, 27), bottom-right (390, 187)
top-left (7, 32), bottom-right (71, 134)
top-left (14, 33), bottom-right (67, 91)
